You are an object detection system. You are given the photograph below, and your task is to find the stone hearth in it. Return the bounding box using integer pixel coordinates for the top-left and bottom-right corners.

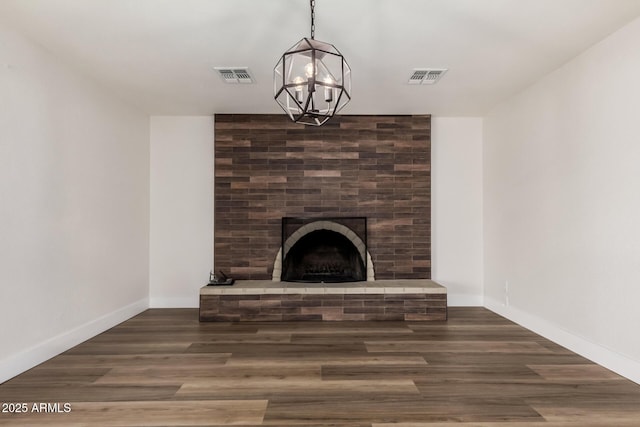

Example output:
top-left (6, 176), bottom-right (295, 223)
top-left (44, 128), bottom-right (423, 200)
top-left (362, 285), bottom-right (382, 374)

top-left (199, 279), bottom-right (447, 321)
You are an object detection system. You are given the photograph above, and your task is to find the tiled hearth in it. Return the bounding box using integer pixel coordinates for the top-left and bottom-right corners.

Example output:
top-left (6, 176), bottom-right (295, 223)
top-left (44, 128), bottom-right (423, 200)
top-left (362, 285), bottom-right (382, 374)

top-left (199, 280), bottom-right (447, 322)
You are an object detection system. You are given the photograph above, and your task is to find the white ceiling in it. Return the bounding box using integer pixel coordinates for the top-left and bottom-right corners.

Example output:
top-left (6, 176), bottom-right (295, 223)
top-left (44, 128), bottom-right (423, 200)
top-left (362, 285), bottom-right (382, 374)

top-left (2, 0), bottom-right (640, 116)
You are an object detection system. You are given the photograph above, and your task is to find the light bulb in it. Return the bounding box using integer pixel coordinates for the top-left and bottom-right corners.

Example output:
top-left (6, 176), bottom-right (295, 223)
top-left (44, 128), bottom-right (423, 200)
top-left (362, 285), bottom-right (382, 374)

top-left (323, 76), bottom-right (335, 103)
top-left (304, 62), bottom-right (315, 78)
top-left (292, 76), bottom-right (305, 103)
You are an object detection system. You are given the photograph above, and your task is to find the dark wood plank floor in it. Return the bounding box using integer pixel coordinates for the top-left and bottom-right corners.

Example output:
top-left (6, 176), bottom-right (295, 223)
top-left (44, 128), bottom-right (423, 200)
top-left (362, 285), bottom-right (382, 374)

top-left (1, 307), bottom-right (640, 426)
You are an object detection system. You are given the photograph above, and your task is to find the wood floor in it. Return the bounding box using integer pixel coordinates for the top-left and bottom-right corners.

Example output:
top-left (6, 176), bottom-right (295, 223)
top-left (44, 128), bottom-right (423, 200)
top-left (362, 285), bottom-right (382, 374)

top-left (1, 307), bottom-right (640, 426)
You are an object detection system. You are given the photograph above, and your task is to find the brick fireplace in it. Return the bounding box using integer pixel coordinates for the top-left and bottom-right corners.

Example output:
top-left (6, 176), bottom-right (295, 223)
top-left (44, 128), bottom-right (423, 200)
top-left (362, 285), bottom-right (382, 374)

top-left (214, 114), bottom-right (430, 281)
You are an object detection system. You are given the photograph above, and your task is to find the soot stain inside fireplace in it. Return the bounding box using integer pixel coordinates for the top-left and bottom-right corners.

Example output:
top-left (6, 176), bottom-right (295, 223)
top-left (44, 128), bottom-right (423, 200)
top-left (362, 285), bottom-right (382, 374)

top-left (282, 230), bottom-right (366, 283)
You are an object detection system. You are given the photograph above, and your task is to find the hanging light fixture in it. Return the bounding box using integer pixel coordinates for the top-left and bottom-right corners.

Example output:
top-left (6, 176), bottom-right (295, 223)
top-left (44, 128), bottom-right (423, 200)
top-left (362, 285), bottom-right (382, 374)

top-left (274, 0), bottom-right (351, 126)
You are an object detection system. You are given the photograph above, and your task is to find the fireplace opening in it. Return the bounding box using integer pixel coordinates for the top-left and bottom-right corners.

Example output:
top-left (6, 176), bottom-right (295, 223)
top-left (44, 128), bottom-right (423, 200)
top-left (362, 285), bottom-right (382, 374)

top-left (282, 229), bottom-right (366, 282)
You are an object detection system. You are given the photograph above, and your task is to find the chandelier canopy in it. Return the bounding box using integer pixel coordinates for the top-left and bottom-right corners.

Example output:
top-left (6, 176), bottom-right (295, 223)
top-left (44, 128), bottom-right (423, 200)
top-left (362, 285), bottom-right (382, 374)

top-left (274, 0), bottom-right (351, 126)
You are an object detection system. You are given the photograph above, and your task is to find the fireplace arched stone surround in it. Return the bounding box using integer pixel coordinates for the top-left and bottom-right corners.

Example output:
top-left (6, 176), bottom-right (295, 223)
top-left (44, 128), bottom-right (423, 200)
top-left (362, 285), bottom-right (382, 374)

top-left (272, 220), bottom-right (376, 281)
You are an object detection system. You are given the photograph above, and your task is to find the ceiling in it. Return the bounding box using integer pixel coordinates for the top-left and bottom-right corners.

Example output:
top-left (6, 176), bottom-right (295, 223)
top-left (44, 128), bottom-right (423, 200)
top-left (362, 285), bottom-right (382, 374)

top-left (1, 0), bottom-right (640, 116)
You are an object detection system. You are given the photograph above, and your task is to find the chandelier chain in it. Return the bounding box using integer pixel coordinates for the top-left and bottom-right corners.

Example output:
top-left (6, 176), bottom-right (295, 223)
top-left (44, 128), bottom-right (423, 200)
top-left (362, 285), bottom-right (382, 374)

top-left (310, 0), bottom-right (315, 39)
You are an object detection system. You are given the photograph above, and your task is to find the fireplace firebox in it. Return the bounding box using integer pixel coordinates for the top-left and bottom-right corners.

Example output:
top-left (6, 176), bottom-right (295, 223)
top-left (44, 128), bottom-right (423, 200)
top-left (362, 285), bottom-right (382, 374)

top-left (281, 217), bottom-right (367, 283)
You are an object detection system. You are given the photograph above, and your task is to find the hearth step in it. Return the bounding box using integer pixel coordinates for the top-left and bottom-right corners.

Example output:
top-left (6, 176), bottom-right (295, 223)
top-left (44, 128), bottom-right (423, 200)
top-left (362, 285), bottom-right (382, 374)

top-left (199, 279), bottom-right (447, 322)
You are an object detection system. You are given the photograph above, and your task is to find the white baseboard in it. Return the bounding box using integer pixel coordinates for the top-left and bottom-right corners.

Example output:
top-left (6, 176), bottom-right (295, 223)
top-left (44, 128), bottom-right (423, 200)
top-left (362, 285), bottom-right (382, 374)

top-left (149, 296), bottom-right (199, 308)
top-left (448, 294), bottom-right (484, 307)
top-left (484, 297), bottom-right (640, 385)
top-left (0, 298), bottom-right (148, 384)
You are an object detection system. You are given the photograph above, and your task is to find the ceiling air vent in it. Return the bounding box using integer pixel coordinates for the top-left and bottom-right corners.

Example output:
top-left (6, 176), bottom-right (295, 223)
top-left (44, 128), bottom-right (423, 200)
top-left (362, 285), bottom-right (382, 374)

top-left (214, 67), bottom-right (254, 84)
top-left (408, 69), bottom-right (447, 85)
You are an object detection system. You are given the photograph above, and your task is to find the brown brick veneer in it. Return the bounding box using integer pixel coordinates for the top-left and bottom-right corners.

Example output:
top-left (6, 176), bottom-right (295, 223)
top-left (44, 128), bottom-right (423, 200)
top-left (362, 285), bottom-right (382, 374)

top-left (214, 114), bottom-right (430, 280)
top-left (199, 293), bottom-right (447, 322)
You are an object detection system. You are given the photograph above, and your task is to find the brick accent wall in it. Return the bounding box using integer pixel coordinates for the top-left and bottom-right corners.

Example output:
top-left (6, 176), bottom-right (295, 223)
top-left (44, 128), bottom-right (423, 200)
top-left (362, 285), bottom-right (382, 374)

top-left (214, 114), bottom-right (430, 280)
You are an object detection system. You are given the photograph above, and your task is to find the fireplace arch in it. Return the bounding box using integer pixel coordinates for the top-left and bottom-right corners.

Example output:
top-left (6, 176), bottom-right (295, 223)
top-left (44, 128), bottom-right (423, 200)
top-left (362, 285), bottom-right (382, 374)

top-left (272, 220), bottom-right (375, 281)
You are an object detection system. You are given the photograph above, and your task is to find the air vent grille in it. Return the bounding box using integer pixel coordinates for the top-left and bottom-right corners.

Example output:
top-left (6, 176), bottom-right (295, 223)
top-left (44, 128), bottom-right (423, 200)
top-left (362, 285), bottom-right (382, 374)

top-left (408, 69), bottom-right (447, 85)
top-left (214, 67), bottom-right (254, 84)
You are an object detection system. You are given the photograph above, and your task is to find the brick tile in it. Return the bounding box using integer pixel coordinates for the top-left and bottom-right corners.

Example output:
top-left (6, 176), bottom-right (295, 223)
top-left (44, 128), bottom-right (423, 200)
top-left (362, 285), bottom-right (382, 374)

top-left (214, 114), bottom-right (430, 281)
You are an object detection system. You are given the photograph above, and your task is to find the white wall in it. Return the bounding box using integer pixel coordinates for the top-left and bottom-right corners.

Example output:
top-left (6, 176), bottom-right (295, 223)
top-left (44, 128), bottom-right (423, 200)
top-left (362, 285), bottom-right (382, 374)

top-left (147, 116), bottom-right (483, 307)
top-left (483, 16), bottom-right (640, 383)
top-left (149, 116), bottom-right (214, 307)
top-left (432, 117), bottom-right (484, 306)
top-left (0, 25), bottom-right (149, 382)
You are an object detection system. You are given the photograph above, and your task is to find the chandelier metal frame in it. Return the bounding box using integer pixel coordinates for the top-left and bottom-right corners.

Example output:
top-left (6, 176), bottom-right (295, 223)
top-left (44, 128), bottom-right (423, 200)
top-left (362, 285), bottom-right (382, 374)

top-left (274, 0), bottom-right (351, 126)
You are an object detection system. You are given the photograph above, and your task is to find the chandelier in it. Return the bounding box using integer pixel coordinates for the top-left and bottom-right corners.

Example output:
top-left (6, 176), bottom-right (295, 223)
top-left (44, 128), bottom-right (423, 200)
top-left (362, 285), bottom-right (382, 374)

top-left (274, 0), bottom-right (351, 126)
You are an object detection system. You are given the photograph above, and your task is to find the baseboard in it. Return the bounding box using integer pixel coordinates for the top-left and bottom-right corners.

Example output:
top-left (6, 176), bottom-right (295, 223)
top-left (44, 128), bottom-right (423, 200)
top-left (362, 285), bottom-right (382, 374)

top-left (485, 297), bottom-right (640, 385)
top-left (0, 298), bottom-right (148, 384)
top-left (149, 296), bottom-right (199, 308)
top-left (447, 294), bottom-right (484, 307)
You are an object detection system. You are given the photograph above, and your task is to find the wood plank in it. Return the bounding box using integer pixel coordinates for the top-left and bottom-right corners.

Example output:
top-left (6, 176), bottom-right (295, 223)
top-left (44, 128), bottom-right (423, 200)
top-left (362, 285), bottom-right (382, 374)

top-left (365, 340), bottom-right (553, 353)
top-left (255, 323), bottom-right (414, 335)
top-left (414, 380), bottom-right (640, 403)
top-left (1, 400), bottom-right (268, 426)
top-left (2, 307), bottom-right (639, 426)
top-left (0, 384), bottom-right (181, 402)
top-left (322, 364), bottom-right (541, 382)
top-left (527, 364), bottom-right (626, 381)
top-left (62, 342), bottom-right (191, 355)
top-left (1, 367), bottom-right (111, 385)
top-left (262, 397), bottom-right (544, 424)
top-left (225, 354), bottom-right (428, 368)
top-left (421, 351), bottom-right (590, 366)
top-left (374, 422), bottom-right (640, 427)
top-left (85, 332), bottom-right (288, 344)
top-left (532, 405), bottom-right (640, 425)
top-left (40, 353), bottom-right (231, 368)
top-left (186, 342), bottom-right (368, 355)
top-left (95, 366), bottom-right (321, 386)
top-left (175, 378), bottom-right (421, 400)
